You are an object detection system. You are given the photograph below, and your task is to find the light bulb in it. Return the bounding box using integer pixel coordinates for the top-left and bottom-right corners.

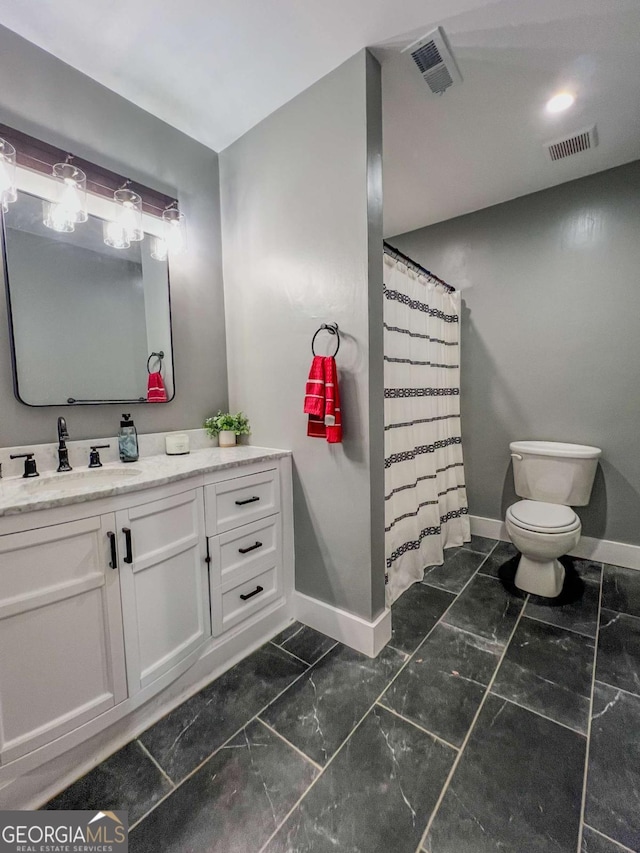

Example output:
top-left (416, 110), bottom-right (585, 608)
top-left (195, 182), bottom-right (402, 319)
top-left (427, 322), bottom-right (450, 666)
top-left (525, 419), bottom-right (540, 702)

top-left (546, 92), bottom-right (575, 114)
top-left (44, 163), bottom-right (87, 230)
top-left (162, 207), bottom-right (187, 256)
top-left (114, 189), bottom-right (143, 242)
top-left (43, 200), bottom-right (75, 233)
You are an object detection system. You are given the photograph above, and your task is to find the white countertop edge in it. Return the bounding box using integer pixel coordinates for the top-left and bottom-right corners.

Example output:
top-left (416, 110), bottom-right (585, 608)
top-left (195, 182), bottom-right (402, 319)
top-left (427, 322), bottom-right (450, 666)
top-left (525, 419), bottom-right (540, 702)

top-left (0, 446), bottom-right (291, 517)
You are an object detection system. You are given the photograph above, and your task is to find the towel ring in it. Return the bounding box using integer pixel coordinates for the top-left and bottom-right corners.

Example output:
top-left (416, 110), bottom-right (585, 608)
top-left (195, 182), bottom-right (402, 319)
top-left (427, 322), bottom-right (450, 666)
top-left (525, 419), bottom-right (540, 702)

top-left (311, 323), bottom-right (340, 357)
top-left (147, 351), bottom-right (164, 374)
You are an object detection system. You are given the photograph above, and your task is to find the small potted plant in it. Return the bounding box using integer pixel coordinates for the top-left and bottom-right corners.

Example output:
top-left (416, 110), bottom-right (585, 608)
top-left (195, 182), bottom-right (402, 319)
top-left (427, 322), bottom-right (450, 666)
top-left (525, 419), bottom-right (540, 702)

top-left (204, 411), bottom-right (250, 448)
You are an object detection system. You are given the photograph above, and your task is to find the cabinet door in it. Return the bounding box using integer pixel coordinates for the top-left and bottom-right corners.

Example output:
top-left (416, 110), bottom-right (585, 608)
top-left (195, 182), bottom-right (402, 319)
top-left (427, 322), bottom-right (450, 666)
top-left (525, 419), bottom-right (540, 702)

top-left (0, 515), bottom-right (127, 764)
top-left (117, 489), bottom-right (210, 695)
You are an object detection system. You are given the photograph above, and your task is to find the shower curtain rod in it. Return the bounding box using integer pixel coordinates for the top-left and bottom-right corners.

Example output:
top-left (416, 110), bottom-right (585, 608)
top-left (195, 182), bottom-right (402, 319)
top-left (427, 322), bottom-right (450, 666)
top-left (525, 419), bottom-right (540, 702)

top-left (383, 241), bottom-right (455, 293)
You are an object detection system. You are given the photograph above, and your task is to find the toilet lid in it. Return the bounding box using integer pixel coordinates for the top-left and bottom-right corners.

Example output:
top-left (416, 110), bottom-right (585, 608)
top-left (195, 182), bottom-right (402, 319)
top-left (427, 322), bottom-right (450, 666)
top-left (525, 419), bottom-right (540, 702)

top-left (508, 500), bottom-right (579, 533)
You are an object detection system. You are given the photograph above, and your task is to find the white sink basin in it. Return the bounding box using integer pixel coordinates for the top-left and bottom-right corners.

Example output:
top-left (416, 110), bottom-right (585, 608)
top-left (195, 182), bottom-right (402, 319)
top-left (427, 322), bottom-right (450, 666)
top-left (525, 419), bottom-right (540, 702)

top-left (19, 467), bottom-right (142, 492)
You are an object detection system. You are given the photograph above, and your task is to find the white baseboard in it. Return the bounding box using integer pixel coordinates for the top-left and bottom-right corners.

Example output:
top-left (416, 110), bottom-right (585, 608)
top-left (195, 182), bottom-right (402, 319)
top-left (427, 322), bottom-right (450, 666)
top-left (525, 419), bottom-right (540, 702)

top-left (470, 514), bottom-right (640, 571)
top-left (293, 591), bottom-right (391, 658)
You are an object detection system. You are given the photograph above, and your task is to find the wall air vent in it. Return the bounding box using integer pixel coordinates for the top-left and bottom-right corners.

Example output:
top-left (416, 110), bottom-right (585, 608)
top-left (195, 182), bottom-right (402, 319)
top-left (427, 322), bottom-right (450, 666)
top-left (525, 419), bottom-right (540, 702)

top-left (544, 125), bottom-right (598, 161)
top-left (403, 26), bottom-right (462, 95)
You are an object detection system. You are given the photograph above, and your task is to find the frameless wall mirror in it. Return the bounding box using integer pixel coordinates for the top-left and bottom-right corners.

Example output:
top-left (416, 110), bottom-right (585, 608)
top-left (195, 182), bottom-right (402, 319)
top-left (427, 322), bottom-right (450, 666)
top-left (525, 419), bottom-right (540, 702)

top-left (1, 190), bottom-right (174, 406)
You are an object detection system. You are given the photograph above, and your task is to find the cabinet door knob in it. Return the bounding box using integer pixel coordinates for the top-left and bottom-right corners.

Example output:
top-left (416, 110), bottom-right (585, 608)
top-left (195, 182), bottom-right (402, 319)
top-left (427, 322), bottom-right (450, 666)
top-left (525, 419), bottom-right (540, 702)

top-left (122, 527), bottom-right (133, 564)
top-left (107, 531), bottom-right (118, 569)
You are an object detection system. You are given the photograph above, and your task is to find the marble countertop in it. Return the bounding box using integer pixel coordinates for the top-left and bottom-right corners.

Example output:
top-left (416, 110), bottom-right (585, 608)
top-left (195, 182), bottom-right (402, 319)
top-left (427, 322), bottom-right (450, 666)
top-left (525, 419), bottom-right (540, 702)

top-left (0, 445), bottom-right (290, 517)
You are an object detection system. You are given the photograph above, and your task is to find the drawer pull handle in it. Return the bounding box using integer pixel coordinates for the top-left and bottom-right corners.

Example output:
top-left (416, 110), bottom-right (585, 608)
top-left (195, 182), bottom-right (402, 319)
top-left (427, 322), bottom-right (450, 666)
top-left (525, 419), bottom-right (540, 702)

top-left (240, 585), bottom-right (264, 601)
top-left (123, 527), bottom-right (133, 564)
top-left (235, 496), bottom-right (260, 506)
top-left (238, 540), bottom-right (263, 555)
top-left (107, 531), bottom-right (118, 570)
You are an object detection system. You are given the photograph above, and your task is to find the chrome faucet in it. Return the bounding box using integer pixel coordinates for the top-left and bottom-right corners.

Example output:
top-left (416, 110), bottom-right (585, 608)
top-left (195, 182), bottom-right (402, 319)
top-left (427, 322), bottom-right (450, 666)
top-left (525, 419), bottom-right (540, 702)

top-left (57, 417), bottom-right (72, 472)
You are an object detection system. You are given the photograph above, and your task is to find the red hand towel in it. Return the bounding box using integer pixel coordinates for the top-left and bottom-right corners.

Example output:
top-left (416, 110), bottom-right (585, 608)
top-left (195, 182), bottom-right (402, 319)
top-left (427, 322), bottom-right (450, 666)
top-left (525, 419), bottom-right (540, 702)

top-left (324, 356), bottom-right (342, 444)
top-left (304, 356), bottom-right (342, 443)
top-left (147, 371), bottom-right (167, 403)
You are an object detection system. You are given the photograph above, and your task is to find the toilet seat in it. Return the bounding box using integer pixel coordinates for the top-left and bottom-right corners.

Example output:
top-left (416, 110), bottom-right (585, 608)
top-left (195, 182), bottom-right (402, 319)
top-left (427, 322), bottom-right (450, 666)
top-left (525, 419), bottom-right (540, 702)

top-left (507, 500), bottom-right (580, 534)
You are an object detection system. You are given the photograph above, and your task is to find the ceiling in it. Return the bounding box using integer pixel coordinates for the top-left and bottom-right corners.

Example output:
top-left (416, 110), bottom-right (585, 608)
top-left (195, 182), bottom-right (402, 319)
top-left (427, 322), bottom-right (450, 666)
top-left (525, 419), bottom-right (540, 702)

top-left (1, 0), bottom-right (639, 236)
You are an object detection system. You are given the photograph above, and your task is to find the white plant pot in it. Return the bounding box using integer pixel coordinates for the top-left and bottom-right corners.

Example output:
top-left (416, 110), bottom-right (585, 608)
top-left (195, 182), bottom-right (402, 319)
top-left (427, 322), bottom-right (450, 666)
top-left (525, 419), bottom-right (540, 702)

top-left (218, 430), bottom-right (236, 448)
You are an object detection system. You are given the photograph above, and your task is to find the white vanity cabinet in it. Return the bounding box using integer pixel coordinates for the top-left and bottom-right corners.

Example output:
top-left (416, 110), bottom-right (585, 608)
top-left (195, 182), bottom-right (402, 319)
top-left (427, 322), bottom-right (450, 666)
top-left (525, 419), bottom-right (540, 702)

top-left (116, 488), bottom-right (211, 695)
top-left (205, 467), bottom-right (284, 636)
top-left (0, 449), bottom-right (294, 806)
top-left (0, 515), bottom-right (127, 763)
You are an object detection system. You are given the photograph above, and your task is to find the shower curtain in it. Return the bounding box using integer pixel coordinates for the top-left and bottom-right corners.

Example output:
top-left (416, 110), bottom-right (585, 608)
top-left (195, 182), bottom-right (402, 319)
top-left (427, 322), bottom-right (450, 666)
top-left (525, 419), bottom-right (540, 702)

top-left (384, 251), bottom-right (470, 603)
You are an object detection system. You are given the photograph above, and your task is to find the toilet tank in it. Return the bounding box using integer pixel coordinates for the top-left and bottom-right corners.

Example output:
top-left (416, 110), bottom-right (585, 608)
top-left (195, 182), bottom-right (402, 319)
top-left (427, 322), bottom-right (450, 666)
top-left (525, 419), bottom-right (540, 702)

top-left (510, 441), bottom-right (601, 506)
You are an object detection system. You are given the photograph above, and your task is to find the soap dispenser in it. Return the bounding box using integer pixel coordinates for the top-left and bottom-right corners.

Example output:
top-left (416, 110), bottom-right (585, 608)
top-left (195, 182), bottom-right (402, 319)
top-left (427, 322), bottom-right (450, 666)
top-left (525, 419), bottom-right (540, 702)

top-left (118, 413), bottom-right (139, 463)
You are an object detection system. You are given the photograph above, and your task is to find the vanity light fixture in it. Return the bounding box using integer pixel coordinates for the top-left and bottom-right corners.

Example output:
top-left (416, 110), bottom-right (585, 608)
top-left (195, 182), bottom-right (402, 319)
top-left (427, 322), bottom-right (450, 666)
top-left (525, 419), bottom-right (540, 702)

top-left (0, 138), bottom-right (17, 212)
top-left (113, 186), bottom-right (144, 242)
top-left (162, 205), bottom-right (187, 255)
top-left (42, 162), bottom-right (88, 232)
top-left (546, 92), bottom-right (575, 114)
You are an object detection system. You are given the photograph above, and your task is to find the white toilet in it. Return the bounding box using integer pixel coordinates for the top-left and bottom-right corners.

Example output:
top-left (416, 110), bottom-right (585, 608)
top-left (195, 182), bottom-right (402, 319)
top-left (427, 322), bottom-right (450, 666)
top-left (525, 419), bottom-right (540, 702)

top-left (505, 441), bottom-right (602, 598)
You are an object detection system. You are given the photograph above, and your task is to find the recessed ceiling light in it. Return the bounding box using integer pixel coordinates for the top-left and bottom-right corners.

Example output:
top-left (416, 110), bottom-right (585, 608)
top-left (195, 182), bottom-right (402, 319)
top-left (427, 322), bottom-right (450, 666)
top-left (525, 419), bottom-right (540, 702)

top-left (546, 92), bottom-right (575, 114)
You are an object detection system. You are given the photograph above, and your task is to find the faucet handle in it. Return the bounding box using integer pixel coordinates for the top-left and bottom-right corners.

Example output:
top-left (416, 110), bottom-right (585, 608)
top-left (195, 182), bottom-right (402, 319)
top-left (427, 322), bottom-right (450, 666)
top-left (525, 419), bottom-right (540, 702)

top-left (88, 445), bottom-right (110, 469)
top-left (10, 453), bottom-right (39, 478)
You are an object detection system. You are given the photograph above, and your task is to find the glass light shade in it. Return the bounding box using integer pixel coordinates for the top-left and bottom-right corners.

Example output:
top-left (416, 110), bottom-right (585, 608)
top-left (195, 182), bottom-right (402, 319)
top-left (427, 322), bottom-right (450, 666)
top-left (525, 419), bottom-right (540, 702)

top-left (42, 200), bottom-right (75, 233)
top-left (162, 207), bottom-right (187, 255)
top-left (45, 163), bottom-right (88, 228)
top-left (150, 236), bottom-right (168, 261)
top-left (103, 219), bottom-right (131, 249)
top-left (114, 188), bottom-right (143, 242)
top-left (0, 138), bottom-right (17, 211)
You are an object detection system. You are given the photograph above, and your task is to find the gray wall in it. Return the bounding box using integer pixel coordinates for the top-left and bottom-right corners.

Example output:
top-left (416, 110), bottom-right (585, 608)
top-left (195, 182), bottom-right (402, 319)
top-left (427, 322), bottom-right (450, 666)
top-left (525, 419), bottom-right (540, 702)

top-left (220, 51), bottom-right (385, 621)
top-left (0, 25), bottom-right (227, 444)
top-left (393, 161), bottom-right (640, 545)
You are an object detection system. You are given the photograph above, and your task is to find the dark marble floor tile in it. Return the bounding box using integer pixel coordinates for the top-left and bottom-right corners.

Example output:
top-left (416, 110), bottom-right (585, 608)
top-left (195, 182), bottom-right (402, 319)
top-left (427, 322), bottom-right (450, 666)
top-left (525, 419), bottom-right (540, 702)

top-left (585, 681), bottom-right (640, 850)
top-left (602, 565), bottom-right (640, 618)
top-left (526, 559), bottom-right (602, 638)
top-left (140, 643), bottom-right (307, 782)
top-left (492, 617), bottom-right (595, 733)
top-left (260, 643), bottom-right (406, 765)
top-left (596, 610), bottom-right (640, 696)
top-left (467, 534), bottom-right (497, 554)
top-left (382, 623), bottom-right (501, 746)
top-left (279, 625), bottom-right (337, 665)
top-left (442, 573), bottom-right (524, 651)
top-left (45, 740), bottom-right (172, 824)
top-left (390, 583), bottom-right (455, 655)
top-left (422, 549), bottom-right (487, 595)
top-left (271, 621), bottom-right (304, 646)
top-left (478, 539), bottom-right (520, 578)
top-left (425, 695), bottom-right (586, 853)
top-left (131, 719), bottom-right (316, 853)
top-left (263, 705), bottom-right (455, 853)
top-left (582, 826), bottom-right (633, 853)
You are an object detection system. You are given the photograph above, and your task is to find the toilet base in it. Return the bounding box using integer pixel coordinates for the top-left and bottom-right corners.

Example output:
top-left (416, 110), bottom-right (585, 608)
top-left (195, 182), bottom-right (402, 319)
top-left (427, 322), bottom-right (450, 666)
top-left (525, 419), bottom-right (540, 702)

top-left (514, 554), bottom-right (565, 598)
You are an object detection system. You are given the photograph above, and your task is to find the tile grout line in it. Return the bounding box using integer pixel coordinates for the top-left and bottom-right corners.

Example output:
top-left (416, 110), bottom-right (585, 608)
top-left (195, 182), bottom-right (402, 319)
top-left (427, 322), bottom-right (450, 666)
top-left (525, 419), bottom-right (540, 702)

top-left (375, 701), bottom-right (461, 752)
top-left (414, 593), bottom-right (530, 853)
top-left (489, 689), bottom-right (589, 737)
top-left (129, 640), bottom-right (339, 832)
top-left (269, 640), bottom-right (322, 667)
top-left (592, 678), bottom-right (640, 702)
top-left (583, 823), bottom-right (638, 853)
top-left (256, 717), bottom-right (324, 772)
top-left (256, 544), bottom-right (504, 853)
top-left (577, 564), bottom-right (605, 853)
top-left (135, 739), bottom-right (177, 790)
top-left (523, 611), bottom-right (595, 640)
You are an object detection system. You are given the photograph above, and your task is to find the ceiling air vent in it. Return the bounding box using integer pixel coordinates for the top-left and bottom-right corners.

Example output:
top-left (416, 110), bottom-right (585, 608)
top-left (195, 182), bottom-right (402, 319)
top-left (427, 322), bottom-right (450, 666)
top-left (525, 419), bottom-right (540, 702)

top-left (544, 125), bottom-right (598, 161)
top-left (403, 26), bottom-right (462, 95)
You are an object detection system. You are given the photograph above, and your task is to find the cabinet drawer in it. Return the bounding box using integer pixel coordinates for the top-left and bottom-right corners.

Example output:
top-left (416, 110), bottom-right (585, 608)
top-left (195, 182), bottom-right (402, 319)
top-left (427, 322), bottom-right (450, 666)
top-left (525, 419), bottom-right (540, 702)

top-left (205, 468), bottom-right (280, 534)
top-left (209, 515), bottom-right (281, 588)
top-left (212, 564), bottom-right (282, 636)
